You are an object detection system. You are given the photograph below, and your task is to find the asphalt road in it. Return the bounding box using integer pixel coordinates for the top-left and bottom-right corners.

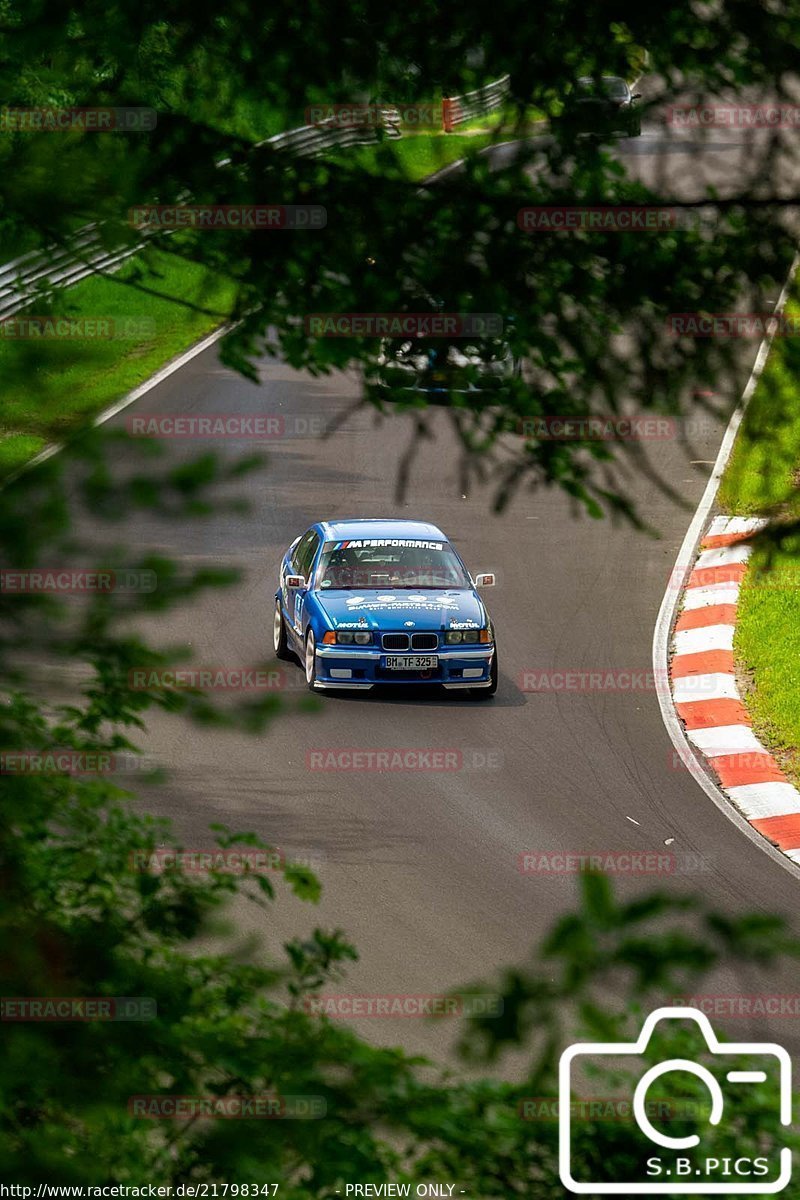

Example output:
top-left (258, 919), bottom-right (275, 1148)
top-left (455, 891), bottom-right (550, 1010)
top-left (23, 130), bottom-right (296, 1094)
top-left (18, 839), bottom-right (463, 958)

top-left (65, 91), bottom-right (800, 1063)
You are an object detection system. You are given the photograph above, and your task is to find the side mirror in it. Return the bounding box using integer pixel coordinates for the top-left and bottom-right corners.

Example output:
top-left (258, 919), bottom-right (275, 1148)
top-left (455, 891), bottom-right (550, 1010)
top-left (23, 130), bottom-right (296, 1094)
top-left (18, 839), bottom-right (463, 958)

top-left (285, 574), bottom-right (306, 589)
top-left (474, 572), bottom-right (496, 588)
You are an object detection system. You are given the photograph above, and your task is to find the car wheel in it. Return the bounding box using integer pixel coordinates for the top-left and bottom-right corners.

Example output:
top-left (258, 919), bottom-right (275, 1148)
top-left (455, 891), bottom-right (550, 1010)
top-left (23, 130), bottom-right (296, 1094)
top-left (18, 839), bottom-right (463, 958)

top-left (305, 628), bottom-right (319, 691)
top-left (273, 598), bottom-right (292, 661)
top-left (470, 650), bottom-right (498, 699)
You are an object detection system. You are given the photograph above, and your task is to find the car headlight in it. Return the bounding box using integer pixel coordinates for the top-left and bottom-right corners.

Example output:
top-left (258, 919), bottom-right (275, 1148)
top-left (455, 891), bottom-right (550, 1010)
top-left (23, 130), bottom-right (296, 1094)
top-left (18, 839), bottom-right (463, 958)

top-left (336, 631), bottom-right (354, 644)
top-left (445, 628), bottom-right (489, 645)
top-left (354, 631), bottom-right (372, 645)
top-left (336, 631), bottom-right (372, 645)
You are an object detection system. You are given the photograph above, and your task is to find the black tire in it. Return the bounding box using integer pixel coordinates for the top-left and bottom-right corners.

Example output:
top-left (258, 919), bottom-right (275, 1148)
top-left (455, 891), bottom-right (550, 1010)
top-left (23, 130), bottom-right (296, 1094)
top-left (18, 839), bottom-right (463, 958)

top-left (273, 598), bottom-right (292, 661)
top-left (470, 650), bottom-right (498, 699)
top-left (304, 628), bottom-right (319, 691)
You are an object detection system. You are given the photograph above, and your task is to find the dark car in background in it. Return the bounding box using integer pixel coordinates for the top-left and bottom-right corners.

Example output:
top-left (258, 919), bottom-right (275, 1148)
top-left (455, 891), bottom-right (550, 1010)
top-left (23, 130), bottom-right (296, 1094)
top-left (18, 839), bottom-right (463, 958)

top-left (372, 334), bottom-right (520, 396)
top-left (558, 75), bottom-right (642, 138)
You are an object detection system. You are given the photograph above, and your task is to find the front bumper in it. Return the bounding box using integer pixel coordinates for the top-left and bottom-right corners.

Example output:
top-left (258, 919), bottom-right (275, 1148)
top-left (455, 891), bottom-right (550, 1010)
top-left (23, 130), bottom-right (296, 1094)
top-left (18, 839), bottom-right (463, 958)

top-left (564, 105), bottom-right (639, 135)
top-left (312, 643), bottom-right (496, 689)
top-left (373, 369), bottom-right (516, 396)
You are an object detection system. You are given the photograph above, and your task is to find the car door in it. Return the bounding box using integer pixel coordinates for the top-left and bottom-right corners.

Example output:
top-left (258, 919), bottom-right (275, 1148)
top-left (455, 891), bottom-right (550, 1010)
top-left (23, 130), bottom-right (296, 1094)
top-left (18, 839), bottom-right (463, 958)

top-left (284, 529), bottom-right (319, 642)
top-left (280, 532), bottom-right (309, 640)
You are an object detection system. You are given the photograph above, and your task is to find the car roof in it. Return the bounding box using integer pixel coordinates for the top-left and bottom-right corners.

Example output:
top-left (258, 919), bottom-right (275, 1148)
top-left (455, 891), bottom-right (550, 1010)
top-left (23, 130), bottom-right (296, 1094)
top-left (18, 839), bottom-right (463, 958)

top-left (578, 75), bottom-right (627, 86)
top-left (316, 518), bottom-right (448, 541)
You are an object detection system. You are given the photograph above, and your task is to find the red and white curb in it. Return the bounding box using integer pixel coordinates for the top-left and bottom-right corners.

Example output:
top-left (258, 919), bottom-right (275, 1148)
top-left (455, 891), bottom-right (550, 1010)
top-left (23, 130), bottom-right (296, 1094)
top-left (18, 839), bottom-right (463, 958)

top-left (670, 514), bottom-right (800, 864)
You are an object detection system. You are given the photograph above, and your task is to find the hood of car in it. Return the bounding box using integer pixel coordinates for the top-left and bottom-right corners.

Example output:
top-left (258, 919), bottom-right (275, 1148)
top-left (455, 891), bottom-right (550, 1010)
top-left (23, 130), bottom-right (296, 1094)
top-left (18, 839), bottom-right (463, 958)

top-left (315, 588), bottom-right (486, 632)
top-left (575, 95), bottom-right (628, 106)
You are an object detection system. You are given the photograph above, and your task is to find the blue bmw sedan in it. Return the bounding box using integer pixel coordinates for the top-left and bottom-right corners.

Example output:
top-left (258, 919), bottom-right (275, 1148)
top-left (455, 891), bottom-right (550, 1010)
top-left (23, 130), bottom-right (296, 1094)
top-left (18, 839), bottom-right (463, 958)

top-left (273, 519), bottom-right (498, 696)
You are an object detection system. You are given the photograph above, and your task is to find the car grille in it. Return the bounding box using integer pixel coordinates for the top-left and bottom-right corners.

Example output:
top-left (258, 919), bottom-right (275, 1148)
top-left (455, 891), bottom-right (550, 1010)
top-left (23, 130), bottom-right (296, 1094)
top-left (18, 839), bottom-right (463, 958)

top-left (382, 633), bottom-right (409, 651)
top-left (411, 633), bottom-right (438, 651)
top-left (381, 632), bottom-right (440, 651)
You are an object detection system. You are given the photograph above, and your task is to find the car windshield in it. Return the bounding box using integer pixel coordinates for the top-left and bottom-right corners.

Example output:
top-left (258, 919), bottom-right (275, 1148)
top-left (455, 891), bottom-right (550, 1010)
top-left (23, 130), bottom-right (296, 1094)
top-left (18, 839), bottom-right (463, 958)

top-left (315, 539), bottom-right (472, 590)
top-left (578, 76), bottom-right (627, 98)
top-left (384, 337), bottom-right (509, 362)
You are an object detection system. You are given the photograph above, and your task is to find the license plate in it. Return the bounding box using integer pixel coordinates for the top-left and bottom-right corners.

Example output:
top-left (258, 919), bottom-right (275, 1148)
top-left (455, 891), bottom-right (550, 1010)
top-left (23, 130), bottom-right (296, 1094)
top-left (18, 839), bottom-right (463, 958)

top-left (383, 655), bottom-right (438, 671)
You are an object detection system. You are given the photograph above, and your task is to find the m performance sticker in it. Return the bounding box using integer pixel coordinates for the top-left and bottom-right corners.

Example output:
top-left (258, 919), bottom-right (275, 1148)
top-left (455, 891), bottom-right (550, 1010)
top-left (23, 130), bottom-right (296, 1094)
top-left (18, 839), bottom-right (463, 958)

top-left (331, 539), bottom-right (444, 551)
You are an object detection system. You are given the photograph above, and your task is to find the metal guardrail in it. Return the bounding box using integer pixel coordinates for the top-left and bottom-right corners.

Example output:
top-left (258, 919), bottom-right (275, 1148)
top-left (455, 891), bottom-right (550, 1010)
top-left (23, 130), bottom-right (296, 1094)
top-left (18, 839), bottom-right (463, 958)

top-left (0, 227), bottom-right (142, 322)
top-left (0, 109), bottom-right (404, 322)
top-left (442, 75), bottom-right (511, 131)
top-left (260, 107), bottom-right (401, 156)
top-left (0, 82), bottom-right (507, 321)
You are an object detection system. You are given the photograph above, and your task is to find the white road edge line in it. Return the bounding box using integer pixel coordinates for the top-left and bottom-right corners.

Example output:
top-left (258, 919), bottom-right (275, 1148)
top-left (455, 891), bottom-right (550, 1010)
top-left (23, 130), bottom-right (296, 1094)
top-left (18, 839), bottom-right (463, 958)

top-left (652, 249), bottom-right (800, 880)
top-left (12, 126), bottom-right (513, 479)
top-left (14, 324), bottom-right (233, 480)
top-left (92, 324), bottom-right (233, 428)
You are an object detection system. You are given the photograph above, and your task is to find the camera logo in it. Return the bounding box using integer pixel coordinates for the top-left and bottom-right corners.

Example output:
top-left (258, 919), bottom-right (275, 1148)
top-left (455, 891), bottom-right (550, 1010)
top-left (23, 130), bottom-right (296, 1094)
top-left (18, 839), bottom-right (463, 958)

top-left (559, 1006), bottom-right (791, 1193)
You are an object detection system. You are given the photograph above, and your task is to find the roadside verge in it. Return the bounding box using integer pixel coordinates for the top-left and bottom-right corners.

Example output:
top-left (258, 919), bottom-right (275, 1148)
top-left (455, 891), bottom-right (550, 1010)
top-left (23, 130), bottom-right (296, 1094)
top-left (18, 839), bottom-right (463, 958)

top-left (670, 514), bottom-right (800, 862)
top-left (654, 254), bottom-right (800, 876)
top-left (0, 248), bottom-right (236, 477)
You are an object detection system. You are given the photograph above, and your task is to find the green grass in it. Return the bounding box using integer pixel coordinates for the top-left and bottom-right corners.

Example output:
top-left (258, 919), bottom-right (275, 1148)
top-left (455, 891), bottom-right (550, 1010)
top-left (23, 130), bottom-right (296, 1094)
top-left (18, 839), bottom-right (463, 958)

top-left (0, 111), bottom-right (525, 478)
top-left (391, 132), bottom-right (498, 179)
top-left (718, 283), bottom-right (800, 785)
top-left (0, 223), bottom-right (43, 264)
top-left (328, 131), bottom-right (498, 182)
top-left (446, 103), bottom-right (548, 134)
top-left (208, 95), bottom-right (305, 142)
top-left (325, 101), bottom-right (547, 181)
top-left (0, 248), bottom-right (236, 476)
top-left (734, 539), bottom-right (800, 783)
top-left (718, 293), bottom-right (800, 516)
